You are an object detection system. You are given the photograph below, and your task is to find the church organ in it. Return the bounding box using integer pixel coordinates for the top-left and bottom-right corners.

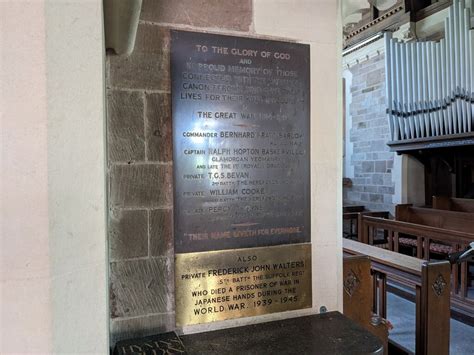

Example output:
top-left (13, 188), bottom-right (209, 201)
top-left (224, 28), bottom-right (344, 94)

top-left (385, 0), bottom-right (474, 143)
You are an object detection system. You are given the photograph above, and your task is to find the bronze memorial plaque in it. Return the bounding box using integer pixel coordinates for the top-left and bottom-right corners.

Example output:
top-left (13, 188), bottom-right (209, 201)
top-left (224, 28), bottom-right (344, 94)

top-left (171, 30), bottom-right (311, 326)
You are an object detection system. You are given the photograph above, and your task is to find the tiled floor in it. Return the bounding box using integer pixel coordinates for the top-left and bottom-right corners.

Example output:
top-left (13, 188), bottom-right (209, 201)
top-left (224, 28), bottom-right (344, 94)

top-left (387, 292), bottom-right (474, 354)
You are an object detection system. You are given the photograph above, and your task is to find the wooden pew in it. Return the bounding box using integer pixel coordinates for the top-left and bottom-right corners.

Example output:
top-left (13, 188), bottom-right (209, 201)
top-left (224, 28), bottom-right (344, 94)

top-left (432, 196), bottom-right (474, 213)
top-left (359, 215), bottom-right (474, 321)
top-left (344, 239), bottom-right (451, 355)
top-left (343, 255), bottom-right (389, 354)
top-left (394, 205), bottom-right (474, 272)
top-left (395, 204), bottom-right (474, 235)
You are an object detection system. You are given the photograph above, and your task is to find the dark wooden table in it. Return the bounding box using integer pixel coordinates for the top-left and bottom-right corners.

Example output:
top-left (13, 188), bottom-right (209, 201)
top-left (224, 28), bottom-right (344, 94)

top-left (181, 312), bottom-right (383, 355)
top-left (183, 312), bottom-right (383, 354)
top-left (115, 312), bottom-right (384, 354)
top-left (343, 205), bottom-right (366, 240)
top-left (344, 210), bottom-right (391, 242)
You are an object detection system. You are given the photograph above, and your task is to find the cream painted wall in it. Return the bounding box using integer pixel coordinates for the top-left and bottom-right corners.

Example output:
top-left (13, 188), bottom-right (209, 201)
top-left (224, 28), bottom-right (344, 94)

top-left (1, 0), bottom-right (108, 353)
top-left (253, 0), bottom-right (343, 315)
top-left (1, 2), bottom-right (52, 352)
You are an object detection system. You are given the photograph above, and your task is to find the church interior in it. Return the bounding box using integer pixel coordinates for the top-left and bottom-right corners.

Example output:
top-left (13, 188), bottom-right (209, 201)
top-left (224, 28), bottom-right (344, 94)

top-left (342, 0), bottom-right (474, 353)
top-left (1, 0), bottom-right (474, 354)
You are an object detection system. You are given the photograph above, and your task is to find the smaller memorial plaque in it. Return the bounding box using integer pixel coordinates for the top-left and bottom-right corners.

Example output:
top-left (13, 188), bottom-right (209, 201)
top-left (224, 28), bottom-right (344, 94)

top-left (176, 244), bottom-right (311, 326)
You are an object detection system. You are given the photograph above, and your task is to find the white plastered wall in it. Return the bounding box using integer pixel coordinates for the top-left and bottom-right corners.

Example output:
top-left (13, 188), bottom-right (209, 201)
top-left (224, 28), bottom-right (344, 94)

top-left (252, 0), bottom-right (343, 315)
top-left (0, 0), bottom-right (108, 353)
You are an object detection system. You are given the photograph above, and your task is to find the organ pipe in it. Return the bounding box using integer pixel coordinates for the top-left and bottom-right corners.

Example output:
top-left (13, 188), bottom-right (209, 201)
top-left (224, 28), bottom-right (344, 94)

top-left (385, 0), bottom-right (474, 141)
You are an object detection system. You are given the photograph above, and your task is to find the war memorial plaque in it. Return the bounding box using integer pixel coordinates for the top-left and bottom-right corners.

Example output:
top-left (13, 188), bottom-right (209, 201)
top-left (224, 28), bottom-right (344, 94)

top-left (171, 30), bottom-right (311, 326)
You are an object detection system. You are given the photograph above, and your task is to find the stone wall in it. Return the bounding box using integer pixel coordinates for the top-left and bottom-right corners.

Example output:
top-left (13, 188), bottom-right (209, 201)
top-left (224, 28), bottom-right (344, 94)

top-left (106, 0), bottom-right (253, 345)
top-left (344, 53), bottom-right (396, 214)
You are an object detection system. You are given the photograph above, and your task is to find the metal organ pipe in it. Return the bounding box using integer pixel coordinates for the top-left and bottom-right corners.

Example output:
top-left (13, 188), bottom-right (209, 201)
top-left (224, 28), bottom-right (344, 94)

top-left (421, 42), bottom-right (432, 136)
top-left (449, 8), bottom-right (458, 133)
top-left (416, 42), bottom-right (425, 137)
top-left (434, 42), bottom-right (439, 135)
top-left (395, 41), bottom-right (405, 139)
top-left (406, 44), bottom-right (414, 138)
top-left (385, 33), bottom-right (394, 141)
top-left (471, 27), bottom-right (474, 128)
top-left (465, 8), bottom-right (472, 131)
top-left (460, 1), bottom-right (467, 132)
top-left (436, 43), bottom-right (443, 135)
top-left (392, 39), bottom-right (399, 140)
top-left (384, 0), bottom-right (474, 141)
top-left (455, 0), bottom-right (463, 132)
top-left (429, 41), bottom-right (434, 135)
top-left (412, 42), bottom-right (420, 137)
top-left (391, 38), bottom-right (400, 140)
top-left (401, 43), bottom-right (408, 138)
top-left (444, 19), bottom-right (453, 135)
top-left (440, 39), bottom-right (449, 135)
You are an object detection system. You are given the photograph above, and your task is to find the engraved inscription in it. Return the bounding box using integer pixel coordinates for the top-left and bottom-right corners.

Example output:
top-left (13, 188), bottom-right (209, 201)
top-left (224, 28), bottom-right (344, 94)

top-left (115, 334), bottom-right (186, 355)
top-left (176, 244), bottom-right (312, 326)
top-left (171, 31), bottom-right (311, 253)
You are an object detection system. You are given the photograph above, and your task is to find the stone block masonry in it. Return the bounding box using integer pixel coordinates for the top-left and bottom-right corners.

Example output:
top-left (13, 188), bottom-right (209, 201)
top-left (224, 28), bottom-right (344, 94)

top-left (106, 0), bottom-right (253, 346)
top-left (344, 54), bottom-right (395, 214)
